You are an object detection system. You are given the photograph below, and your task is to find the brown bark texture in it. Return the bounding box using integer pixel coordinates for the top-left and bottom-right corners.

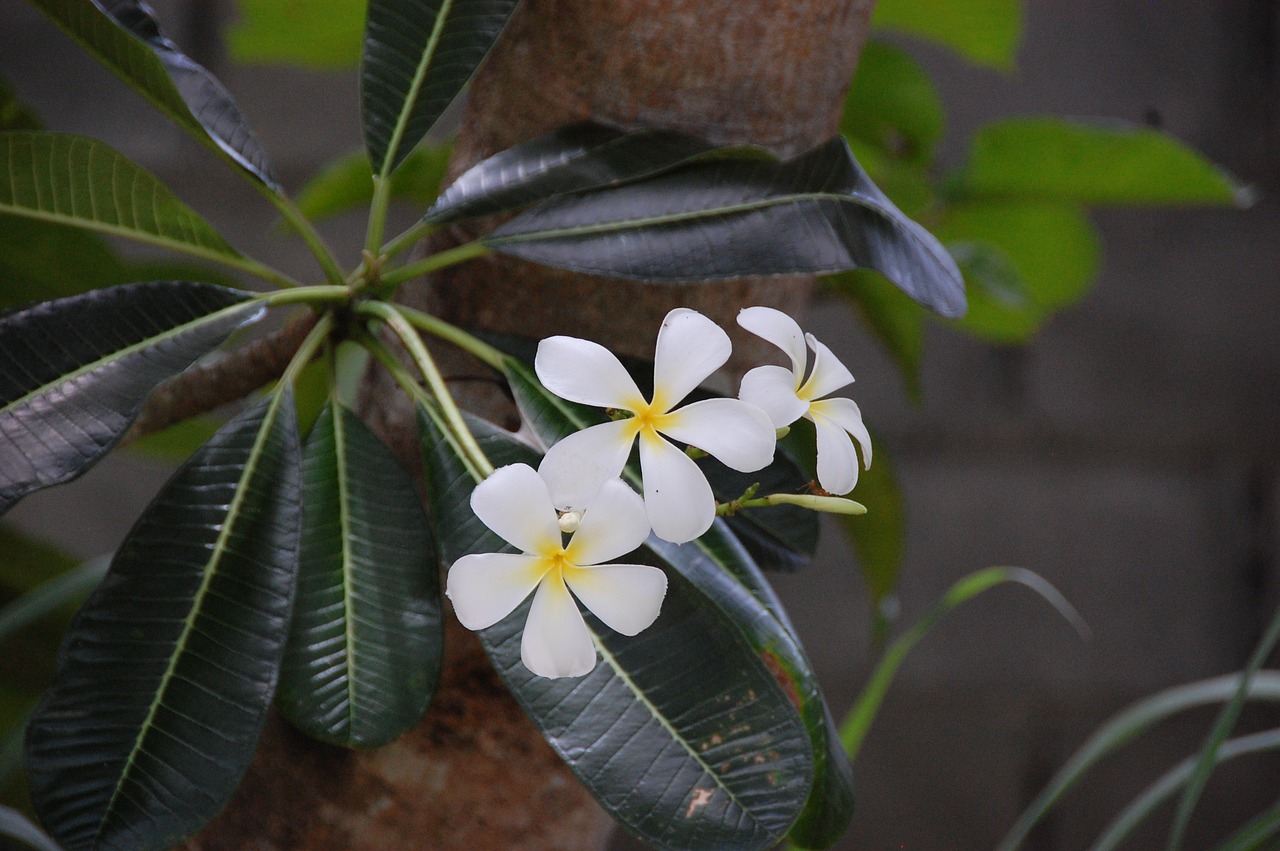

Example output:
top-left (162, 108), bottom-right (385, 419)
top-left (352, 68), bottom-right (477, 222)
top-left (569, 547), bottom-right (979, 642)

top-left (189, 2), bottom-right (874, 849)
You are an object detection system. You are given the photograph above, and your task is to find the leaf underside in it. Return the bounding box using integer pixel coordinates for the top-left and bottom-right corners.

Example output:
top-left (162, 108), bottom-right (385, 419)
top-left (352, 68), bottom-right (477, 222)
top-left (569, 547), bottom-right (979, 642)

top-left (419, 409), bottom-right (817, 850)
top-left (0, 281), bottom-right (262, 515)
top-left (25, 392), bottom-right (302, 851)
top-left (27, 0), bottom-right (279, 189)
top-left (278, 403), bottom-right (443, 749)
top-left (0, 132), bottom-right (243, 261)
top-left (362, 0), bottom-right (519, 175)
top-left (486, 136), bottom-right (967, 318)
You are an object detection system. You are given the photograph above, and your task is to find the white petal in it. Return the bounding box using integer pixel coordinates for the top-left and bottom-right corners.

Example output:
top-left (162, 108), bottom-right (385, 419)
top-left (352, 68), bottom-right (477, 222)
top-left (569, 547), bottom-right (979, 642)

top-left (652, 308), bottom-right (730, 410)
top-left (521, 576), bottom-right (597, 678)
top-left (565, 564), bottom-right (667, 636)
top-left (638, 433), bottom-right (716, 544)
top-left (564, 478), bottom-right (650, 566)
top-left (660, 398), bottom-right (776, 473)
top-left (809, 409), bottom-right (861, 495)
top-left (446, 553), bottom-right (547, 630)
top-left (738, 365), bottom-right (809, 428)
top-left (535, 335), bottom-right (645, 410)
top-left (538, 419), bottom-right (637, 511)
top-left (799, 333), bottom-right (855, 401)
top-left (470, 464), bottom-right (561, 554)
top-left (810, 396), bottom-right (872, 469)
top-left (737, 306), bottom-right (807, 376)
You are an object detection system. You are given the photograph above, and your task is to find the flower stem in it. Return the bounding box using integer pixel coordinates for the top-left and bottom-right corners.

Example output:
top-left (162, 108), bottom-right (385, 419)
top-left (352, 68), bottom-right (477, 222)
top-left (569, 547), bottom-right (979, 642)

top-left (716, 490), bottom-right (867, 517)
top-left (357, 300), bottom-right (494, 478)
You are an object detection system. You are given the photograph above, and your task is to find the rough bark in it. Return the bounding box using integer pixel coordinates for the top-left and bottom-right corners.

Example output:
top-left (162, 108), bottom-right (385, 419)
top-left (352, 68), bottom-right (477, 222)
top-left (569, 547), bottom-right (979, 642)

top-left (190, 2), bottom-right (874, 848)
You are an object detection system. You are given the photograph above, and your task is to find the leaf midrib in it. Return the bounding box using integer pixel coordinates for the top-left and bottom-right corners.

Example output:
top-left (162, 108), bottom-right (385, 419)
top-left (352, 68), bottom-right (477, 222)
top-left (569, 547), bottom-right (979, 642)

top-left (92, 390), bottom-right (286, 846)
top-left (374, 0), bottom-right (454, 178)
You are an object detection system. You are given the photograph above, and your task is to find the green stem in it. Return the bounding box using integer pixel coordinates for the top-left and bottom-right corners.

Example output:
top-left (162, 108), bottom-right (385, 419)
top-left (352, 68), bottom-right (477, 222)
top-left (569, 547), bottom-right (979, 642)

top-left (279, 312), bottom-right (335, 388)
top-left (365, 175), bottom-right (393, 257)
top-left (715, 493), bottom-right (866, 517)
top-left (260, 285), bottom-right (352, 309)
top-left (379, 241), bottom-right (492, 288)
top-left (261, 188), bottom-right (347, 287)
top-left (382, 218), bottom-right (438, 260)
top-left (358, 332), bottom-right (485, 483)
top-left (357, 301), bottom-right (494, 478)
top-left (392, 304), bottom-right (505, 370)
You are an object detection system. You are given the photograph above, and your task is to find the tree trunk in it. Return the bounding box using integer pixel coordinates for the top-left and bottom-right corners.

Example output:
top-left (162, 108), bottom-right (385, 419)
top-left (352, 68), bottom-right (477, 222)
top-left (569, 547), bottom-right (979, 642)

top-left (189, 3), bottom-right (874, 848)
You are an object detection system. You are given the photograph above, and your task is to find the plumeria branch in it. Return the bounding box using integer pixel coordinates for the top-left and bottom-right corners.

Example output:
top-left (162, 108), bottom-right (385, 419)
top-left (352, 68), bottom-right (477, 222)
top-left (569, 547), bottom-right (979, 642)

top-left (357, 300), bottom-right (495, 478)
top-left (716, 491), bottom-right (867, 517)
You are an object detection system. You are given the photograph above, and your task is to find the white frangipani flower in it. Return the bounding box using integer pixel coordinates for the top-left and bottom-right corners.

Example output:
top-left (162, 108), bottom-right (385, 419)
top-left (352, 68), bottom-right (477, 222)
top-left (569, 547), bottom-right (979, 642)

top-left (446, 464), bottom-right (666, 679)
top-left (737, 306), bottom-right (873, 495)
top-left (535, 308), bottom-right (777, 544)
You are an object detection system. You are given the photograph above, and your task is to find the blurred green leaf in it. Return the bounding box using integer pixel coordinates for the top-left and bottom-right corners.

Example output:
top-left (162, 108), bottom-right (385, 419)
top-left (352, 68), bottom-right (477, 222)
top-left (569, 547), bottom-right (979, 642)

top-left (294, 144), bottom-right (452, 223)
top-left (124, 416), bottom-right (223, 461)
top-left (844, 439), bottom-right (906, 607)
top-left (843, 39), bottom-right (944, 165)
top-left (0, 80), bottom-right (41, 132)
top-left (227, 0), bottom-right (366, 69)
top-left (823, 270), bottom-right (925, 400)
top-left (872, 0), bottom-right (1022, 70)
top-left (0, 528), bottom-right (79, 596)
top-left (0, 558), bottom-right (108, 647)
top-left (954, 118), bottom-right (1254, 207)
top-left (1213, 797), bottom-right (1280, 851)
top-left (933, 200), bottom-right (1099, 343)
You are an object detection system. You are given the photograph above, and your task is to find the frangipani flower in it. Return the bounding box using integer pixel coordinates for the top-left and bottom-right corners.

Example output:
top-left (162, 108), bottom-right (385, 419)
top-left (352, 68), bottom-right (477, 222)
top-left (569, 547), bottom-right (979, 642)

top-left (446, 464), bottom-right (667, 679)
top-left (536, 308), bottom-right (776, 544)
top-left (737, 306), bottom-right (872, 495)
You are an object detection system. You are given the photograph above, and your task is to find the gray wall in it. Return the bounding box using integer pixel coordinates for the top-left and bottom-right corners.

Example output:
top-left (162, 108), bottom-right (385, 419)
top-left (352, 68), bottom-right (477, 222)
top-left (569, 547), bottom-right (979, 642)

top-left (3, 1), bottom-right (1279, 848)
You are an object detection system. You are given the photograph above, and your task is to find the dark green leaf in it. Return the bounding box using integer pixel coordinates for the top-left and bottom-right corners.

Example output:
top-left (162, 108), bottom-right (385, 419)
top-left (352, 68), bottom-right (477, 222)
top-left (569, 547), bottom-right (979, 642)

top-left (822, 269), bottom-right (925, 400)
top-left (953, 117), bottom-right (1254, 206)
top-left (0, 805), bottom-right (63, 851)
top-left (362, 0), bottom-right (519, 176)
top-left (933, 200), bottom-right (1099, 343)
top-left (842, 39), bottom-right (944, 165)
top-left (294, 144), bottom-right (452, 224)
top-left (0, 281), bottom-right (263, 515)
top-left (0, 217), bottom-right (128, 308)
top-left (0, 133), bottom-right (244, 264)
top-left (227, 0), bottom-right (366, 69)
top-left (487, 137), bottom-right (967, 318)
top-left (25, 391), bottom-right (302, 851)
top-left (420, 409), bottom-right (816, 850)
top-left (26, 0), bottom-right (279, 190)
top-left (277, 402), bottom-right (442, 749)
top-left (493, 363), bottom-right (849, 845)
top-left (426, 122), bottom-right (724, 224)
top-left (872, 0), bottom-right (1022, 70)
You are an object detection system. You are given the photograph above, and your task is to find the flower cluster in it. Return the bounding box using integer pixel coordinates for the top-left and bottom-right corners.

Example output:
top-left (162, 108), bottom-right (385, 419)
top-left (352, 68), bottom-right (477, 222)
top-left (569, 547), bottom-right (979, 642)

top-left (446, 306), bottom-right (872, 678)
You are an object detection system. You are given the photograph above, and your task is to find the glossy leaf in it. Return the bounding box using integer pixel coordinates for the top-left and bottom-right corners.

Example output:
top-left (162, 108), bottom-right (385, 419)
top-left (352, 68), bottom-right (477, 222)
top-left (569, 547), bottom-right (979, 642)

top-left (487, 137), bottom-right (967, 318)
top-left (823, 269), bottom-right (925, 400)
top-left (228, 0), bottom-right (366, 69)
top-left (872, 0), bottom-right (1022, 70)
top-left (0, 133), bottom-right (243, 264)
top-left (426, 122), bottom-right (724, 224)
top-left (24, 391), bottom-right (302, 851)
top-left (0, 281), bottom-right (263, 515)
top-left (26, 0), bottom-right (279, 190)
top-left (294, 144), bottom-right (452, 223)
top-left (420, 409), bottom-right (815, 850)
top-left (0, 806), bottom-right (62, 851)
top-left (954, 118), bottom-right (1254, 207)
top-left (362, 0), bottom-right (519, 176)
top-left (496, 361), bottom-right (849, 846)
top-left (842, 39), bottom-right (944, 165)
top-left (277, 402), bottom-right (442, 749)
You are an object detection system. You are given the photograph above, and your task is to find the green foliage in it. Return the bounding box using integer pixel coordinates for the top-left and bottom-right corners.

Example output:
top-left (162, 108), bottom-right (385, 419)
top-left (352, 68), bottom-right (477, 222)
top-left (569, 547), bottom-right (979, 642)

top-left (842, 39), bottom-right (944, 166)
top-left (228, 0), bottom-right (366, 69)
top-left (953, 117), bottom-right (1253, 206)
top-left (872, 0), bottom-right (1023, 70)
top-left (295, 144), bottom-right (452, 223)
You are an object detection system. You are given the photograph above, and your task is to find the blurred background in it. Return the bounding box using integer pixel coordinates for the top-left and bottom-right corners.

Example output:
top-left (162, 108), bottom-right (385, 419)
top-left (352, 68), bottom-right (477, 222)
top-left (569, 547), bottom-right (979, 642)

top-left (2, 1), bottom-right (1279, 848)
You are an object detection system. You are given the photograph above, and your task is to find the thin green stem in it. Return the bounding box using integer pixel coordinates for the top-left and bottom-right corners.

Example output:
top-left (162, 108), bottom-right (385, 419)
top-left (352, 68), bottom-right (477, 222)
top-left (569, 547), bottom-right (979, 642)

top-left (393, 304), bottom-right (505, 370)
top-left (260, 285), bottom-right (352, 309)
top-left (365, 176), bottom-right (393, 257)
top-left (279, 312), bottom-right (336, 388)
top-left (379, 241), bottom-right (492, 288)
top-left (357, 301), bottom-right (493, 478)
top-left (261, 188), bottom-right (347, 287)
top-left (716, 492), bottom-right (867, 517)
top-left (357, 332), bottom-right (485, 483)
top-left (382, 218), bottom-right (438, 260)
